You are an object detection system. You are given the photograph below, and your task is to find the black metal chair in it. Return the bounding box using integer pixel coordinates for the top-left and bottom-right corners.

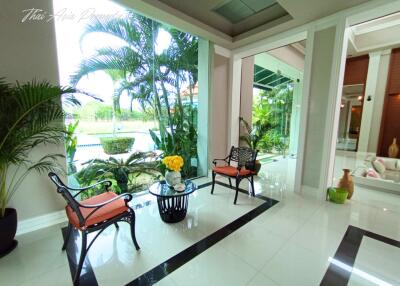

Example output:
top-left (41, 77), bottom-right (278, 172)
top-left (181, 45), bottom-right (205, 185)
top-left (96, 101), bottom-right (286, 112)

top-left (48, 172), bottom-right (140, 286)
top-left (211, 146), bottom-right (258, 204)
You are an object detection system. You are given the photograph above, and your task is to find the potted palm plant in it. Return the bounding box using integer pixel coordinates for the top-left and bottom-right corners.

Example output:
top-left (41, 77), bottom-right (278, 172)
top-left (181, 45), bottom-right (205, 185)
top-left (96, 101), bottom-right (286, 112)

top-left (239, 117), bottom-right (262, 174)
top-left (0, 78), bottom-right (80, 257)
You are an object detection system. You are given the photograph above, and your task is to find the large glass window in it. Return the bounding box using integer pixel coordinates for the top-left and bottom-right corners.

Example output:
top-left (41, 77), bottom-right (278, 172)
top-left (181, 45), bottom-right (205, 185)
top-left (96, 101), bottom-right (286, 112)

top-left (54, 0), bottom-right (201, 196)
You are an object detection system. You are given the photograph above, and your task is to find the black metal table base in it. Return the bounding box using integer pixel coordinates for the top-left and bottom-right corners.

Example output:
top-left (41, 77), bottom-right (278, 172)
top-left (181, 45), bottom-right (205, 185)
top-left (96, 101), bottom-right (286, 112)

top-left (156, 194), bottom-right (189, 223)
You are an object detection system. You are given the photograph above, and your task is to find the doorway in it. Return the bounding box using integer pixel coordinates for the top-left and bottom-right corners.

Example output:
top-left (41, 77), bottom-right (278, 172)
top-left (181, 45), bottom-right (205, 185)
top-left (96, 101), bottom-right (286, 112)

top-left (237, 40), bottom-right (307, 194)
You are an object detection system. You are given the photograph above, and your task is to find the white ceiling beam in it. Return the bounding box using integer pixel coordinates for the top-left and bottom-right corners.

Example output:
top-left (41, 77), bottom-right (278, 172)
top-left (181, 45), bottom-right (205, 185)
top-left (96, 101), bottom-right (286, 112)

top-left (214, 45), bottom-right (232, 58)
top-left (352, 12), bottom-right (400, 35)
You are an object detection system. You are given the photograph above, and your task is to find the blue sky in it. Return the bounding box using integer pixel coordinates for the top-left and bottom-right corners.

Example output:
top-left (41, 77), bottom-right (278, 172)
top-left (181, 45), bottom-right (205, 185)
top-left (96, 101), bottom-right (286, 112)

top-left (53, 0), bottom-right (172, 110)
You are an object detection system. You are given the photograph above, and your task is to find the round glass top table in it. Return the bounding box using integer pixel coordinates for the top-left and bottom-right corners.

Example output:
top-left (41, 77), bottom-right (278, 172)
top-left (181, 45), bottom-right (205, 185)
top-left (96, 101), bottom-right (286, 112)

top-left (148, 180), bottom-right (197, 223)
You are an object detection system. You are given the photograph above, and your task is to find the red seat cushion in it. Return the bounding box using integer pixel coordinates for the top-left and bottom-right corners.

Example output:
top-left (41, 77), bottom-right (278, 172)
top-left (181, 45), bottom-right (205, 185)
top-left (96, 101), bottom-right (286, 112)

top-left (66, 192), bottom-right (128, 229)
top-left (213, 166), bottom-right (253, 177)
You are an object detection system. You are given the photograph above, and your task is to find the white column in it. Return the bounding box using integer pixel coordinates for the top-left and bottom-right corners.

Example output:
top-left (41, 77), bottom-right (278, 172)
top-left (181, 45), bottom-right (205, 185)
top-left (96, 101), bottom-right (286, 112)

top-left (197, 39), bottom-right (210, 176)
top-left (289, 79), bottom-right (302, 155)
top-left (228, 56), bottom-right (242, 150)
top-left (357, 52), bottom-right (382, 153)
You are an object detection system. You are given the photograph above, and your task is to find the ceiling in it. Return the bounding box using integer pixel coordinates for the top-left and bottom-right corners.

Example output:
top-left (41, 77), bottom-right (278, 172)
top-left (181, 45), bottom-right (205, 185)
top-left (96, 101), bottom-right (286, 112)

top-left (154, 0), bottom-right (370, 39)
top-left (157, 0), bottom-right (291, 37)
top-left (348, 12), bottom-right (400, 57)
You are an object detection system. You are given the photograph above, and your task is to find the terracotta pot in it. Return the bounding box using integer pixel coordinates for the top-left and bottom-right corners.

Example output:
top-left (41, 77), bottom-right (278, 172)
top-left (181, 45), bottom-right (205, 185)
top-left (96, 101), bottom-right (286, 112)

top-left (0, 208), bottom-right (18, 258)
top-left (338, 169), bottom-right (354, 199)
top-left (388, 138), bottom-right (399, 158)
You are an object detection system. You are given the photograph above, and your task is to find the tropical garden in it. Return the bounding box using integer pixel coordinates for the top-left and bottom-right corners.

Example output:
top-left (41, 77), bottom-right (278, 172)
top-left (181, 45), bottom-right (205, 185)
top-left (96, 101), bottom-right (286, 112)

top-left (65, 10), bottom-right (200, 195)
top-left (240, 83), bottom-right (294, 155)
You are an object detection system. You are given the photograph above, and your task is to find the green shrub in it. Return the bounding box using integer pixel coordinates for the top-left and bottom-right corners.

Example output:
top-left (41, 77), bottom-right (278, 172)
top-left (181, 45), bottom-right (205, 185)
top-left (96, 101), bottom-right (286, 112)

top-left (100, 137), bottom-right (135, 154)
top-left (258, 130), bottom-right (280, 152)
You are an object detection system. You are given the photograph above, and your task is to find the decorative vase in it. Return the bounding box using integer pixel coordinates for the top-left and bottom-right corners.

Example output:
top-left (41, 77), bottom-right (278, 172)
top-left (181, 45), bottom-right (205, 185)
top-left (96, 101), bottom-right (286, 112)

top-left (388, 138), bottom-right (399, 158)
top-left (337, 169), bottom-right (354, 199)
top-left (0, 208), bottom-right (18, 257)
top-left (165, 170), bottom-right (181, 187)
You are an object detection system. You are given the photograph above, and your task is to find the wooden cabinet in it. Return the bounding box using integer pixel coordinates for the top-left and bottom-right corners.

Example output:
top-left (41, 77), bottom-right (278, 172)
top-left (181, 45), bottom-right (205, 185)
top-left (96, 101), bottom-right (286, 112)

top-left (343, 55), bottom-right (369, 86)
top-left (387, 48), bottom-right (400, 95)
top-left (378, 48), bottom-right (400, 158)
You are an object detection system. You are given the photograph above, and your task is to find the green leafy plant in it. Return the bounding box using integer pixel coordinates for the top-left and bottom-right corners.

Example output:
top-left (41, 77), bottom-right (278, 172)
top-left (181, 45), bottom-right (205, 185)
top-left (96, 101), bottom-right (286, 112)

top-left (65, 120), bottom-right (79, 174)
top-left (0, 78), bottom-right (81, 218)
top-left (258, 130), bottom-right (280, 153)
top-left (100, 137), bottom-right (135, 155)
top-left (251, 85), bottom-right (293, 153)
top-left (76, 151), bottom-right (161, 195)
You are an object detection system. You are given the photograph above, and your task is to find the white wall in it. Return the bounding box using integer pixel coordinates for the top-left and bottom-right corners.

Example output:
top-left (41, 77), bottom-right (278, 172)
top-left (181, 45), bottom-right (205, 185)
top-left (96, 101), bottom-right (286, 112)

top-left (0, 0), bottom-right (66, 220)
top-left (302, 26), bottom-right (337, 189)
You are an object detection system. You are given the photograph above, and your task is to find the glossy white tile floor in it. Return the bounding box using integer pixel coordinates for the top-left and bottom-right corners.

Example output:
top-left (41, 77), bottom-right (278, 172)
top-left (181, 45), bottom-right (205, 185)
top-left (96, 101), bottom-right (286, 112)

top-left (348, 237), bottom-right (400, 286)
top-left (2, 153), bottom-right (400, 286)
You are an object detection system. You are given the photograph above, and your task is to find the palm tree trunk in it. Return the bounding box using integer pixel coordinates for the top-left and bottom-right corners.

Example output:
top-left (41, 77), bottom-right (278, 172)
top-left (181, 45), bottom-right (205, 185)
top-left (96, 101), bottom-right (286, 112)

top-left (152, 85), bottom-right (165, 135)
top-left (175, 71), bottom-right (184, 126)
top-left (158, 72), bottom-right (174, 135)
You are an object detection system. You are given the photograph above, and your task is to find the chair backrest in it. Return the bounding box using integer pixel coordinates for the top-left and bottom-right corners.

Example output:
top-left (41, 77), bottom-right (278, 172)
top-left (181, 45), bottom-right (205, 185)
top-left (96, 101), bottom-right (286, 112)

top-left (228, 146), bottom-right (258, 168)
top-left (48, 172), bottom-right (85, 226)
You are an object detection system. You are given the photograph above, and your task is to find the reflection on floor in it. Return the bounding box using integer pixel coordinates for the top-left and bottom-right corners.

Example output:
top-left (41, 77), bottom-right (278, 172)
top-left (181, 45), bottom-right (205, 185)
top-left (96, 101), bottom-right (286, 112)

top-left (1, 153), bottom-right (400, 286)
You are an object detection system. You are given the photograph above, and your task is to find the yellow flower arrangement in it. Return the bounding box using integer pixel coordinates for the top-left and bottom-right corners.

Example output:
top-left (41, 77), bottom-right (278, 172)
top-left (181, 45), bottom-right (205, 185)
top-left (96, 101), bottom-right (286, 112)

top-left (162, 155), bottom-right (184, 172)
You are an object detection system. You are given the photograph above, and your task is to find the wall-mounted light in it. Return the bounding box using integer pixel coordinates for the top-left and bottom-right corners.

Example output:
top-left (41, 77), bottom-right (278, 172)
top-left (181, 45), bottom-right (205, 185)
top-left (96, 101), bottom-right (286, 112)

top-left (340, 103), bottom-right (345, 109)
top-left (367, 95), bottom-right (372, 102)
top-left (357, 95), bottom-right (363, 101)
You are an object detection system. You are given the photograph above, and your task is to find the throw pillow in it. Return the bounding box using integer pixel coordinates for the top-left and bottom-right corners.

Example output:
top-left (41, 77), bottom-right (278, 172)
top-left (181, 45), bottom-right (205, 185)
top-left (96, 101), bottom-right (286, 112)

top-left (372, 159), bottom-right (386, 174)
top-left (366, 169), bottom-right (381, 179)
top-left (383, 159), bottom-right (397, 170)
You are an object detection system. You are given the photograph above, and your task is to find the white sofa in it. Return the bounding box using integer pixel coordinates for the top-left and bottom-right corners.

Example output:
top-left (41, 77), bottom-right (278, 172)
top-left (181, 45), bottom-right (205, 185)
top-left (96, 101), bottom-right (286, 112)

top-left (352, 157), bottom-right (400, 193)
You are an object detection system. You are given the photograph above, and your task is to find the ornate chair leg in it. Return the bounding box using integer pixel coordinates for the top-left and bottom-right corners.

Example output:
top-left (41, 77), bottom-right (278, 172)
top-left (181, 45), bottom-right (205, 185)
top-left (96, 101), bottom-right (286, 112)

top-left (211, 171), bottom-right (216, 194)
top-left (129, 211), bottom-right (140, 250)
top-left (228, 178), bottom-right (232, 189)
top-left (62, 223), bottom-right (72, 251)
top-left (74, 231), bottom-right (88, 285)
top-left (114, 222), bottom-right (119, 230)
top-left (234, 178), bottom-right (241, 204)
top-left (250, 176), bottom-right (255, 197)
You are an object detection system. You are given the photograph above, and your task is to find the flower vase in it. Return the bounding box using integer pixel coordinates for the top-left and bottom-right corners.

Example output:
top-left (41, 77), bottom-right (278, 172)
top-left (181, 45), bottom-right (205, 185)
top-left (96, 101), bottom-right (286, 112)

top-left (337, 169), bottom-right (354, 199)
top-left (165, 170), bottom-right (181, 187)
top-left (388, 138), bottom-right (399, 158)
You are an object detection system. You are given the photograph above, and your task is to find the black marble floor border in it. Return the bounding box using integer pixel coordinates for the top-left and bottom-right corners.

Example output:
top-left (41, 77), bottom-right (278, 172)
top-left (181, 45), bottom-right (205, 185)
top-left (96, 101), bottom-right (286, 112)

top-left (127, 180), bottom-right (278, 285)
top-left (62, 225), bottom-right (97, 286)
top-left (320, 225), bottom-right (400, 286)
top-left (62, 179), bottom-right (278, 286)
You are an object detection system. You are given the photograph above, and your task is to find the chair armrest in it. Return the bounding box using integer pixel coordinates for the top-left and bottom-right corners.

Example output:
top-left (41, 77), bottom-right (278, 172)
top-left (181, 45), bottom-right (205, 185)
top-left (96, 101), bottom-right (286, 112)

top-left (212, 157), bottom-right (229, 166)
top-left (79, 193), bottom-right (133, 208)
top-left (69, 180), bottom-right (112, 198)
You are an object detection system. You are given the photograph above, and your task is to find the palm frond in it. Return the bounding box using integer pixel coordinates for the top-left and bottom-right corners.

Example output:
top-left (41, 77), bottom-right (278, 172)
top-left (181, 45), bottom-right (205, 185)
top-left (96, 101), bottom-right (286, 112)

top-left (70, 47), bottom-right (143, 85)
top-left (0, 78), bottom-right (82, 217)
